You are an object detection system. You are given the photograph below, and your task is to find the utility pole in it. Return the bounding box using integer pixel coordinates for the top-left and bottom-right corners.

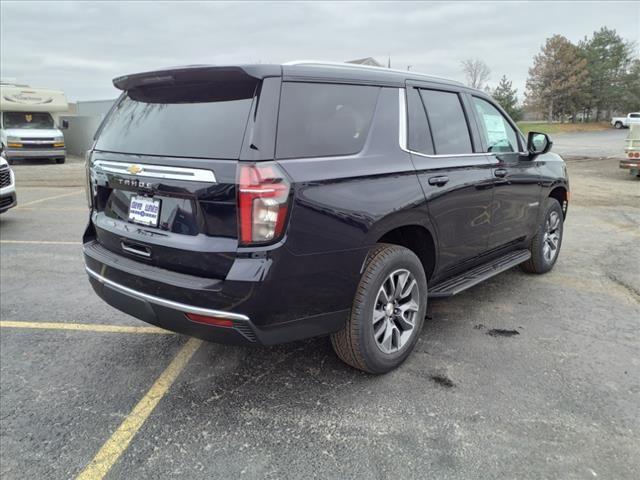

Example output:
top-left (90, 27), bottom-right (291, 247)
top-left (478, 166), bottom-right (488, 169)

top-left (407, 65), bottom-right (413, 71)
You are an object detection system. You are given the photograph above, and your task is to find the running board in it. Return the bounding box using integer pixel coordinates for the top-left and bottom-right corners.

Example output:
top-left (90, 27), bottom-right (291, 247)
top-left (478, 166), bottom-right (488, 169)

top-left (429, 249), bottom-right (531, 298)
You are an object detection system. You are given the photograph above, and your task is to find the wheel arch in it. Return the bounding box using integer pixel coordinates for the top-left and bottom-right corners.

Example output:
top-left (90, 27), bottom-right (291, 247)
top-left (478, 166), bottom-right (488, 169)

top-left (549, 185), bottom-right (568, 218)
top-left (373, 222), bottom-right (437, 282)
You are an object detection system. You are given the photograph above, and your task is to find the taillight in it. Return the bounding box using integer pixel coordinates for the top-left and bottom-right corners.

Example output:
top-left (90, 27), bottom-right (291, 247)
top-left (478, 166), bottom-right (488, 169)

top-left (237, 162), bottom-right (291, 245)
top-left (84, 151), bottom-right (93, 208)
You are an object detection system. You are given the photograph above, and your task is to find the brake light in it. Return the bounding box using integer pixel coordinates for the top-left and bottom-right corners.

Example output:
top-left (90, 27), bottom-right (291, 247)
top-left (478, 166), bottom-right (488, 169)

top-left (237, 162), bottom-right (291, 245)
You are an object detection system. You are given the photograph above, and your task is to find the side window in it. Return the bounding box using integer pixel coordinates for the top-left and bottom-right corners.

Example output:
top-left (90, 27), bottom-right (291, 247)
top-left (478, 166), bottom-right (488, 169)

top-left (472, 97), bottom-right (519, 153)
top-left (419, 89), bottom-right (473, 155)
top-left (406, 87), bottom-right (434, 155)
top-left (629, 113), bottom-right (640, 118)
top-left (276, 82), bottom-right (380, 159)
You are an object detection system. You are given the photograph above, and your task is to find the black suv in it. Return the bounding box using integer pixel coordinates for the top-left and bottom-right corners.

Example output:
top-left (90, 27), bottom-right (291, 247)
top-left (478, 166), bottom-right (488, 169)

top-left (83, 62), bottom-right (569, 373)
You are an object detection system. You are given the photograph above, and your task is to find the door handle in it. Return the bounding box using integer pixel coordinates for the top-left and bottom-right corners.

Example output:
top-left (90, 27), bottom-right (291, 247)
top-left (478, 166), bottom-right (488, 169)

top-left (428, 175), bottom-right (449, 186)
top-left (494, 168), bottom-right (508, 178)
top-left (121, 241), bottom-right (151, 258)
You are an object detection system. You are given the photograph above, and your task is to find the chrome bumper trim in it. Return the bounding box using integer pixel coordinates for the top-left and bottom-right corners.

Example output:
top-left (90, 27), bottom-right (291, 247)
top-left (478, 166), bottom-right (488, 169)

top-left (5, 149), bottom-right (65, 158)
top-left (85, 266), bottom-right (250, 322)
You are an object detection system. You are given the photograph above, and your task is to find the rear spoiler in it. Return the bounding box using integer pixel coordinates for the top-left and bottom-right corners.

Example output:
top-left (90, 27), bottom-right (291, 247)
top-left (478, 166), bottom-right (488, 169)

top-left (112, 65), bottom-right (282, 91)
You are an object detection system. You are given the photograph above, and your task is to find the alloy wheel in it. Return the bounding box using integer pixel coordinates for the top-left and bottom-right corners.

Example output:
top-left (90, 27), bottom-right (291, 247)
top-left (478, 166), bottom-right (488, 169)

top-left (372, 269), bottom-right (420, 354)
top-left (542, 210), bottom-right (561, 263)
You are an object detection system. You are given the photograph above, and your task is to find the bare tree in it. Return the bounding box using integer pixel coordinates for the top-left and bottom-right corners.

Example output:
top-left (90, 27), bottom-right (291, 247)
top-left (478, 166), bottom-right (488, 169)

top-left (461, 59), bottom-right (491, 90)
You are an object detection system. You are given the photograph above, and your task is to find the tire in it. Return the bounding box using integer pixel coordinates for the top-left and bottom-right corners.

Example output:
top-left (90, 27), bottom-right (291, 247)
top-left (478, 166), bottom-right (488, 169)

top-left (521, 198), bottom-right (564, 274)
top-left (330, 244), bottom-right (428, 374)
top-left (614, 121), bottom-right (623, 129)
top-left (55, 157), bottom-right (65, 164)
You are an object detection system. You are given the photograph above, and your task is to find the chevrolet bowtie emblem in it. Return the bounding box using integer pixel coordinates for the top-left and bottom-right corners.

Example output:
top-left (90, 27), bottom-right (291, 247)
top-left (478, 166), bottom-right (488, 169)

top-left (127, 164), bottom-right (143, 175)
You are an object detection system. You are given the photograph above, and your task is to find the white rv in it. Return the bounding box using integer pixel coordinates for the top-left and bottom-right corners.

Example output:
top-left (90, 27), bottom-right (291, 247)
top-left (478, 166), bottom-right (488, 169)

top-left (0, 83), bottom-right (68, 164)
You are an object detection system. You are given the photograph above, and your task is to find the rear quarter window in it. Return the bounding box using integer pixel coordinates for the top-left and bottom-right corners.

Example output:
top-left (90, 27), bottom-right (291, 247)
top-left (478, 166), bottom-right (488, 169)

top-left (276, 82), bottom-right (380, 159)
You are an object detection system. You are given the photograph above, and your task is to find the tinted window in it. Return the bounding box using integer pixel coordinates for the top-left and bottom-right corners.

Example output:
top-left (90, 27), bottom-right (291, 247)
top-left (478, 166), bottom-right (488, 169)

top-left (419, 90), bottom-right (473, 155)
top-left (406, 87), bottom-right (434, 155)
top-left (95, 81), bottom-right (256, 159)
top-left (473, 97), bottom-right (519, 153)
top-left (3, 112), bottom-right (54, 129)
top-left (630, 113), bottom-right (640, 118)
top-left (276, 83), bottom-right (379, 159)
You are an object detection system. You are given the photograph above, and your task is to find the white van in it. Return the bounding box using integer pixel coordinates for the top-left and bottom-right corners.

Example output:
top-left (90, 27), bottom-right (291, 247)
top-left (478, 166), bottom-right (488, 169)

top-left (0, 83), bottom-right (68, 164)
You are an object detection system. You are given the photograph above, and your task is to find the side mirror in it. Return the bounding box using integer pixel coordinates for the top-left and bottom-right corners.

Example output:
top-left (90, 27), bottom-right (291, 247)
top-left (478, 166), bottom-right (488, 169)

top-left (527, 131), bottom-right (552, 157)
top-left (61, 119), bottom-right (69, 129)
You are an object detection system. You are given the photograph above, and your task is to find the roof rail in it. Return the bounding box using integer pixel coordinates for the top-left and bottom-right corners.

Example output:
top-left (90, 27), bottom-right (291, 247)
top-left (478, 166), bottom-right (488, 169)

top-left (283, 60), bottom-right (464, 86)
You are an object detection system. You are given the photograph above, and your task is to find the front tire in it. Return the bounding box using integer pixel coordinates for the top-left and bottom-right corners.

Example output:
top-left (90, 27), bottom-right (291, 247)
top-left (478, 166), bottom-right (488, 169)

top-left (331, 244), bottom-right (427, 374)
top-left (521, 198), bottom-right (564, 274)
top-left (614, 121), bottom-right (623, 129)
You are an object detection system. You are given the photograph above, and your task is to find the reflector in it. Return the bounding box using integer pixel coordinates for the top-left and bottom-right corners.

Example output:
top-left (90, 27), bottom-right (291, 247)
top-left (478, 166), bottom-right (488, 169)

top-left (185, 313), bottom-right (234, 328)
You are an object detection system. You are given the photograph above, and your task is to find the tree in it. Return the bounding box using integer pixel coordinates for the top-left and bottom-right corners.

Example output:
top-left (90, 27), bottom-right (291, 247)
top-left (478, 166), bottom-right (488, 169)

top-left (525, 35), bottom-right (590, 122)
top-left (492, 75), bottom-right (522, 121)
top-left (579, 27), bottom-right (634, 120)
top-left (621, 58), bottom-right (640, 112)
top-left (461, 59), bottom-right (490, 90)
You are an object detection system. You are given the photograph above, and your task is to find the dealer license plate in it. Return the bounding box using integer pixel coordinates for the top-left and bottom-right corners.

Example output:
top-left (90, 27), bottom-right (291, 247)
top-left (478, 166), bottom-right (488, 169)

top-left (128, 195), bottom-right (161, 227)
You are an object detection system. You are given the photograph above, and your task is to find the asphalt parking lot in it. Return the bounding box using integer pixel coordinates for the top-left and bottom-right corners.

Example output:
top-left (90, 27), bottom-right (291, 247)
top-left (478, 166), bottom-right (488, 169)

top-left (1, 141), bottom-right (639, 479)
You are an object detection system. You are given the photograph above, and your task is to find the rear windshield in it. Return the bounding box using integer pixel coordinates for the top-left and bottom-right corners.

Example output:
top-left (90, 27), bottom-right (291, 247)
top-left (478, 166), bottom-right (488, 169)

top-left (95, 81), bottom-right (256, 159)
top-left (276, 82), bottom-right (380, 159)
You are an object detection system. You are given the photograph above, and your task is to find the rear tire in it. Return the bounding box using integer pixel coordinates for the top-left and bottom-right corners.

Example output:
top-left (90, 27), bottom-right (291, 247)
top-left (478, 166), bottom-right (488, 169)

top-left (331, 244), bottom-right (427, 374)
top-left (614, 121), bottom-right (623, 129)
top-left (521, 198), bottom-right (564, 274)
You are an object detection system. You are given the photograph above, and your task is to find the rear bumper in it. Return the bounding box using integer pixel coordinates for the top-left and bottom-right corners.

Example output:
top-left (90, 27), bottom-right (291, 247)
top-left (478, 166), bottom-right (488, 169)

top-left (83, 239), bottom-right (359, 346)
top-left (620, 159), bottom-right (640, 175)
top-left (4, 148), bottom-right (65, 159)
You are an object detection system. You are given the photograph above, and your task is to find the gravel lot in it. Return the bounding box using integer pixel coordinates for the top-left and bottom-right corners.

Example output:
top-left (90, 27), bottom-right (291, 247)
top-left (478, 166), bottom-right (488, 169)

top-left (552, 128), bottom-right (629, 159)
top-left (1, 144), bottom-right (639, 479)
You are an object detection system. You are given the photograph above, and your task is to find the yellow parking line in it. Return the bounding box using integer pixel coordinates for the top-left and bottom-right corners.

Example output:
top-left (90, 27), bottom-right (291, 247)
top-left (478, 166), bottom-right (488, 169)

top-left (0, 321), bottom-right (174, 335)
top-left (16, 189), bottom-right (83, 208)
top-left (0, 240), bottom-right (82, 245)
top-left (76, 337), bottom-right (202, 480)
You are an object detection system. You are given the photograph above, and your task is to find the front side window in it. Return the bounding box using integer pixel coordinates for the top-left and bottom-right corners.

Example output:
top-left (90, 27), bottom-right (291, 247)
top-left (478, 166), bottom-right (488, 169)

top-left (3, 112), bottom-right (54, 129)
top-left (276, 82), bottom-right (380, 159)
top-left (419, 89), bottom-right (473, 155)
top-left (473, 97), bottom-right (519, 153)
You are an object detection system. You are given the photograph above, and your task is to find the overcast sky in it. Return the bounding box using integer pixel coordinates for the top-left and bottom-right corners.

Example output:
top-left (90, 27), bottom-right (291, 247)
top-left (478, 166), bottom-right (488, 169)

top-left (1, 1), bottom-right (638, 102)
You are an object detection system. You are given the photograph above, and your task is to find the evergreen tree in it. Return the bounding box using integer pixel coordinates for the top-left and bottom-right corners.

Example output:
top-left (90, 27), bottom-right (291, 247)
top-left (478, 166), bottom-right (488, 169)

top-left (525, 35), bottom-right (590, 122)
top-left (579, 27), bottom-right (634, 120)
top-left (621, 59), bottom-right (640, 112)
top-left (492, 75), bottom-right (522, 121)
